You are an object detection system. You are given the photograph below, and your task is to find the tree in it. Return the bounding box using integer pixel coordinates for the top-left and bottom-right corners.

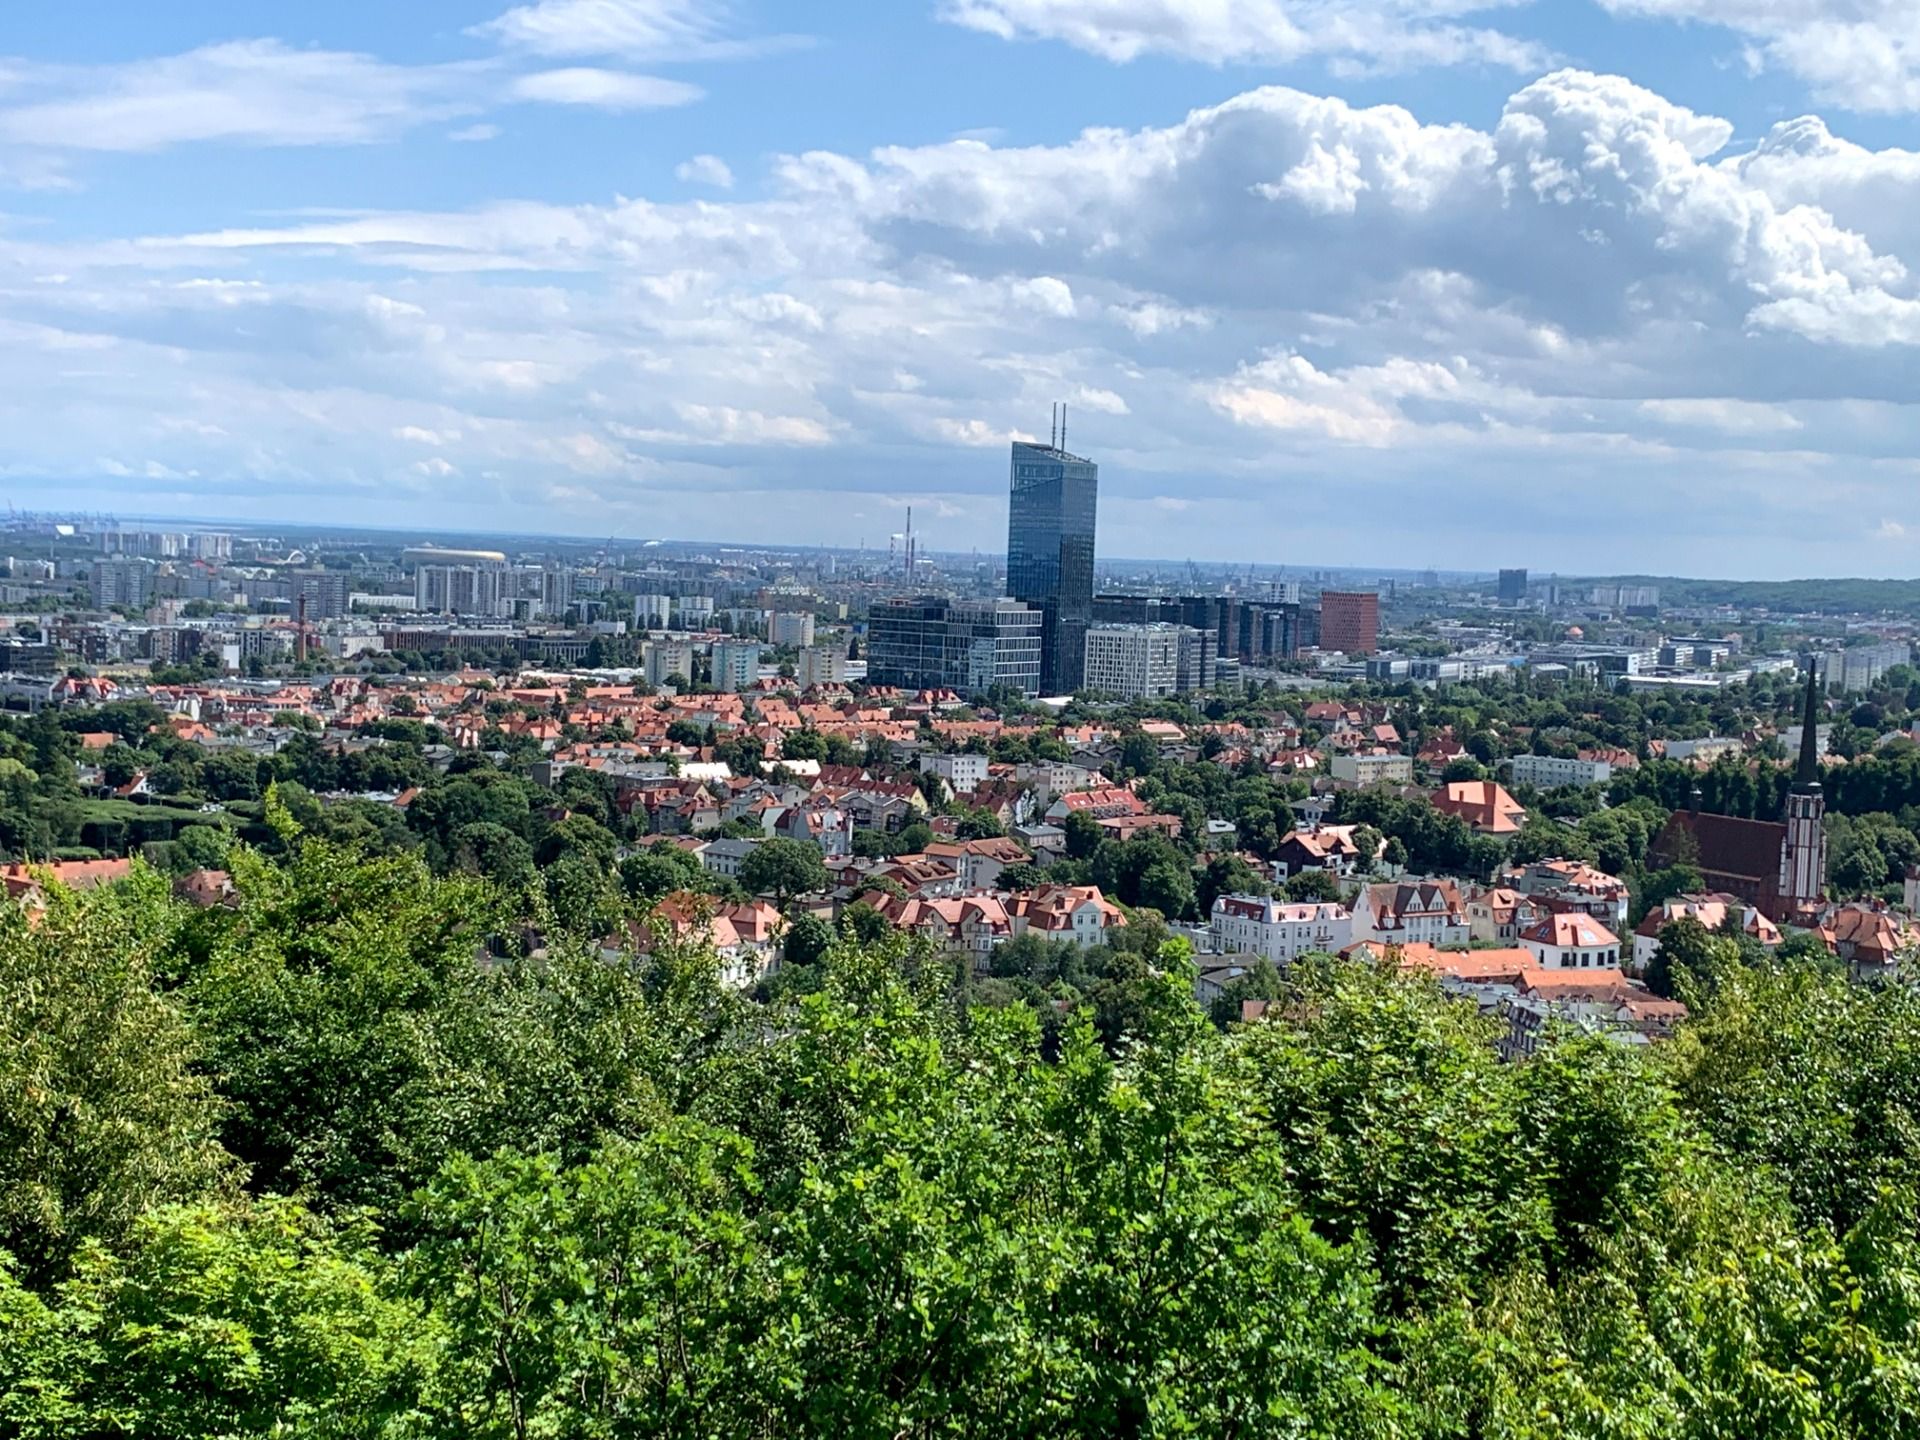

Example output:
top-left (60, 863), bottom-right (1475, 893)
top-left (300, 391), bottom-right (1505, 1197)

top-left (0, 869), bottom-right (233, 1282)
top-left (782, 728), bottom-right (828, 763)
top-left (1063, 809), bottom-right (1104, 860)
top-left (1283, 869), bottom-right (1343, 903)
top-left (839, 901), bottom-right (891, 944)
top-left (167, 824), bottom-right (231, 876)
top-left (1137, 857), bottom-right (1198, 920)
top-left (997, 862), bottom-right (1048, 893)
top-left (782, 912), bottom-right (834, 969)
top-left (619, 844), bottom-right (706, 902)
top-left (738, 838), bottom-right (828, 910)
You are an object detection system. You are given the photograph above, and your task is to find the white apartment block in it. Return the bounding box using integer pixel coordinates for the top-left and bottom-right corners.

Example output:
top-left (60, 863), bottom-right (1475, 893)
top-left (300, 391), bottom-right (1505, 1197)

top-left (1083, 623), bottom-right (1193, 699)
top-left (1329, 752), bottom-right (1414, 785)
top-left (768, 612), bottom-right (817, 648)
top-left (711, 640), bottom-right (762, 693)
top-left (645, 641), bottom-right (697, 688)
top-left (1508, 753), bottom-right (1615, 790)
top-left (920, 751), bottom-right (990, 793)
top-left (797, 644), bottom-right (849, 689)
top-left (1210, 895), bottom-right (1353, 964)
top-left (635, 594), bottom-right (672, 629)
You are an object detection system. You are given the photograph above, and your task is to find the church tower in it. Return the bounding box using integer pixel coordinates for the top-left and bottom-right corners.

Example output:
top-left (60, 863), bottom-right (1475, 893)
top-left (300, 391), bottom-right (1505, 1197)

top-left (1778, 669), bottom-right (1827, 916)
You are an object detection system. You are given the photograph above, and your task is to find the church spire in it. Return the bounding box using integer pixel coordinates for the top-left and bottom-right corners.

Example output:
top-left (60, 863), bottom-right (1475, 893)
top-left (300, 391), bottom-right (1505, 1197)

top-left (1795, 668), bottom-right (1822, 792)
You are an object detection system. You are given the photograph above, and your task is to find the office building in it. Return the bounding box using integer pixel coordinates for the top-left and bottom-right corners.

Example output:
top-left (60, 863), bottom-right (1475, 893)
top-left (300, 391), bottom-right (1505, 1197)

top-left (768, 611), bottom-right (816, 648)
top-left (1498, 569), bottom-right (1528, 604)
top-left (408, 547), bottom-right (509, 618)
top-left (867, 596), bottom-right (1043, 696)
top-left (797, 644), bottom-right (849, 689)
top-left (1318, 591), bottom-right (1381, 656)
top-left (1007, 431), bottom-right (1098, 693)
top-left (644, 640), bottom-right (697, 689)
top-left (711, 639), bottom-right (761, 693)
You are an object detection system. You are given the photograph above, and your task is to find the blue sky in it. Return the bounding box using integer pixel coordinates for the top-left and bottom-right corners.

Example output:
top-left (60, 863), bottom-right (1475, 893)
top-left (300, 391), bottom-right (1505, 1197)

top-left (5, 1), bottom-right (1920, 576)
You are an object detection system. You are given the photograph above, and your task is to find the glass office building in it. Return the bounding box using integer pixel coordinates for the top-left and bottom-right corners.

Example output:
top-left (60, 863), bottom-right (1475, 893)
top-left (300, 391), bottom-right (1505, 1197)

top-left (1007, 440), bottom-right (1098, 694)
top-left (866, 596), bottom-right (1043, 697)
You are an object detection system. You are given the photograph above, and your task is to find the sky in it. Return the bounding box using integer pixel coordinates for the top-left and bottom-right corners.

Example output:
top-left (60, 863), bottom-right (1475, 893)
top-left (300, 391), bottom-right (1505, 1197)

top-left (5, 2), bottom-right (1920, 577)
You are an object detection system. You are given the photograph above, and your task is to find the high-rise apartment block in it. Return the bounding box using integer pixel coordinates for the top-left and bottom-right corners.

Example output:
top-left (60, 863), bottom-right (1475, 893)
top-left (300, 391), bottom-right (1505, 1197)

top-left (1007, 433), bottom-right (1097, 694)
top-left (644, 640), bottom-right (697, 689)
top-left (1082, 625), bottom-right (1213, 706)
top-left (91, 559), bottom-right (155, 609)
top-left (796, 644), bottom-right (849, 689)
top-left (711, 639), bottom-right (762, 693)
top-left (290, 569), bottom-right (350, 621)
top-left (1082, 623), bottom-right (1215, 699)
top-left (1318, 591), bottom-right (1381, 656)
top-left (867, 596), bottom-right (1043, 696)
top-left (768, 611), bottom-right (816, 648)
top-left (408, 547), bottom-right (509, 617)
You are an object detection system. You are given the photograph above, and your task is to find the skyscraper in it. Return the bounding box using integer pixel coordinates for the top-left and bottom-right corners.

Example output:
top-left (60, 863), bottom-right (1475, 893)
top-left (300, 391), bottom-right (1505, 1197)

top-left (1498, 568), bottom-right (1528, 604)
top-left (1007, 415), bottom-right (1098, 694)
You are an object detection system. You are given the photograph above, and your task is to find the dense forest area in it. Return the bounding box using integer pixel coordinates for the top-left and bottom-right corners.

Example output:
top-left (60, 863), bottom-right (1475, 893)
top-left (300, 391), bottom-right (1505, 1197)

top-left (5, 812), bottom-right (1920, 1437)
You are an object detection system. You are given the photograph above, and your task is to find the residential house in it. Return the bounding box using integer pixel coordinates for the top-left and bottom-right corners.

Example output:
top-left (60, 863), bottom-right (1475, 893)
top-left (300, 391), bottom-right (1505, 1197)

top-left (1350, 879), bottom-right (1469, 948)
top-left (1009, 885), bottom-right (1128, 946)
top-left (1431, 780), bottom-right (1528, 835)
top-left (1518, 911), bottom-right (1623, 970)
top-left (1465, 886), bottom-right (1539, 945)
top-left (1210, 895), bottom-right (1352, 964)
top-left (1631, 892), bottom-right (1781, 972)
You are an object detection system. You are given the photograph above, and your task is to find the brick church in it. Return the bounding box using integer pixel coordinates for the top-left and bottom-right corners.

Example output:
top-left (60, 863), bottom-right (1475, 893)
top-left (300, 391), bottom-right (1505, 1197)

top-left (1646, 671), bottom-right (1828, 924)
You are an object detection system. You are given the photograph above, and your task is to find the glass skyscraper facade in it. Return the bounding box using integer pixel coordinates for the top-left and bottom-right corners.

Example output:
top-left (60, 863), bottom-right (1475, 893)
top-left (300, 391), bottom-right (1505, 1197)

top-left (1007, 439), bottom-right (1098, 694)
top-left (866, 596), bottom-right (1043, 697)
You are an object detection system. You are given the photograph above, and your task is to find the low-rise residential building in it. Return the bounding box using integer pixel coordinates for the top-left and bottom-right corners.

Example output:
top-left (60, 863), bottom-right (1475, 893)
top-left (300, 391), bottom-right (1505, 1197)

top-left (1271, 824), bottom-right (1392, 881)
top-left (1329, 751), bottom-right (1414, 786)
top-left (1009, 885), bottom-right (1128, 945)
top-left (1430, 779), bottom-right (1528, 835)
top-left (1508, 750), bottom-right (1634, 790)
top-left (1500, 858), bottom-right (1632, 930)
top-left (1210, 894), bottom-right (1352, 964)
top-left (920, 751), bottom-right (990, 794)
top-left (1631, 892), bottom-right (1781, 971)
top-left (1466, 886), bottom-right (1539, 944)
top-left (1815, 901), bottom-right (1920, 973)
top-left (1351, 879), bottom-right (1469, 948)
top-left (1519, 911), bottom-right (1623, 970)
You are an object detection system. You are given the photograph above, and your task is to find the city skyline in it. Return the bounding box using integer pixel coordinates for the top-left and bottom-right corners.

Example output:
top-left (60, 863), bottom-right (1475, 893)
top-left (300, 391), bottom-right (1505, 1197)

top-left (7, 2), bottom-right (1920, 574)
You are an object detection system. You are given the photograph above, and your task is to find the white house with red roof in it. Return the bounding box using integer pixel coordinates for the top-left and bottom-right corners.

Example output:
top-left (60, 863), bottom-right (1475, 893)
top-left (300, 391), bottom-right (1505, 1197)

top-left (1519, 911), bottom-right (1623, 970)
top-left (1351, 880), bottom-right (1469, 949)
top-left (1009, 885), bottom-right (1127, 945)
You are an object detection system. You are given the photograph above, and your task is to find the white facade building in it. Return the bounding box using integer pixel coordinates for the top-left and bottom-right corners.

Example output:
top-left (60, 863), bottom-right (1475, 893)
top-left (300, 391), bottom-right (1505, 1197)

top-left (920, 751), bottom-right (990, 793)
top-left (1509, 752), bottom-right (1617, 790)
top-left (1082, 623), bottom-right (1202, 700)
top-left (645, 641), bottom-right (697, 689)
top-left (711, 639), bottom-right (762, 693)
top-left (768, 612), bottom-right (817, 648)
top-left (796, 644), bottom-right (849, 689)
top-left (1210, 895), bottom-right (1352, 964)
top-left (1329, 752), bottom-right (1414, 785)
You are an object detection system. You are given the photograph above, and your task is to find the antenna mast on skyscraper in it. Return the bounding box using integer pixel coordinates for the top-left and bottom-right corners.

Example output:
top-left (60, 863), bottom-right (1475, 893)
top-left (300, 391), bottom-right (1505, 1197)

top-left (1049, 403), bottom-right (1058, 449)
top-left (1059, 403), bottom-right (1067, 453)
